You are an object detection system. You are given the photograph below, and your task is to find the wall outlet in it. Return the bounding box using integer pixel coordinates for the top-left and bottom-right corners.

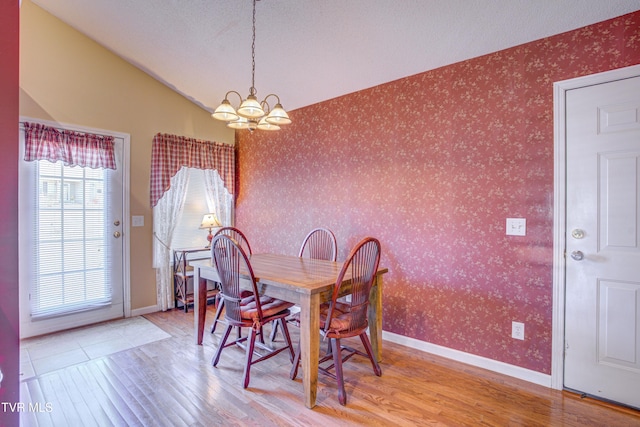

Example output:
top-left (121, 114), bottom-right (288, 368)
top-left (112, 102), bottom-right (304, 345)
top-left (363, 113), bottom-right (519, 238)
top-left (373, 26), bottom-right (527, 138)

top-left (506, 218), bottom-right (526, 236)
top-left (512, 321), bottom-right (525, 340)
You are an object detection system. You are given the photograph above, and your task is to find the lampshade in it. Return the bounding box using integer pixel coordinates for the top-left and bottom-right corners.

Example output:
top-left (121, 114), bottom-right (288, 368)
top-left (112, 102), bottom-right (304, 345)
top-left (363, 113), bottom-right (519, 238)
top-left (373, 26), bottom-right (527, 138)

top-left (257, 117), bottom-right (280, 131)
top-left (265, 103), bottom-right (292, 125)
top-left (211, 99), bottom-right (239, 121)
top-left (200, 213), bottom-right (221, 229)
top-left (237, 95), bottom-right (265, 118)
top-left (227, 116), bottom-right (251, 130)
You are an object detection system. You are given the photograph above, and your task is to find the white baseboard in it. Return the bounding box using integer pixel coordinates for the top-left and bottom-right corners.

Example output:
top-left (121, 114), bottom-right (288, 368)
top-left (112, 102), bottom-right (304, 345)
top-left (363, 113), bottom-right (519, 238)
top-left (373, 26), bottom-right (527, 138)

top-left (130, 304), bottom-right (161, 317)
top-left (382, 331), bottom-right (552, 388)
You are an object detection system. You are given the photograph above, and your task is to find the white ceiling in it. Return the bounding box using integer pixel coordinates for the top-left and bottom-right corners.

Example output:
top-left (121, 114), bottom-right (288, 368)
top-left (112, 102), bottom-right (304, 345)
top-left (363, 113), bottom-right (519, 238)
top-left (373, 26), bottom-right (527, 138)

top-left (31, 0), bottom-right (640, 114)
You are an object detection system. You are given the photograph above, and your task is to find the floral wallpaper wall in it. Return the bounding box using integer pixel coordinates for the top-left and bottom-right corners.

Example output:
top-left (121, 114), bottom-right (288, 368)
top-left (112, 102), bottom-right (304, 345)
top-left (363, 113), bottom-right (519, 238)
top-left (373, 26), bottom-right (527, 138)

top-left (236, 11), bottom-right (640, 374)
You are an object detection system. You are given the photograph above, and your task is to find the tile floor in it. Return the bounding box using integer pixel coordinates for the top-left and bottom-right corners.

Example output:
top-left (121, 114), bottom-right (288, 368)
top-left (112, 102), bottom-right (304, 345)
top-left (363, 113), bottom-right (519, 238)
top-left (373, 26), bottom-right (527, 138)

top-left (19, 316), bottom-right (171, 380)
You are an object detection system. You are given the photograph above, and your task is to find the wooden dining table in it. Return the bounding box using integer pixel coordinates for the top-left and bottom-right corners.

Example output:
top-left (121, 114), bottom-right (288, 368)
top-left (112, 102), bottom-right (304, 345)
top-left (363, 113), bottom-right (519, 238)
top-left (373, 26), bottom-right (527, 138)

top-left (191, 252), bottom-right (388, 408)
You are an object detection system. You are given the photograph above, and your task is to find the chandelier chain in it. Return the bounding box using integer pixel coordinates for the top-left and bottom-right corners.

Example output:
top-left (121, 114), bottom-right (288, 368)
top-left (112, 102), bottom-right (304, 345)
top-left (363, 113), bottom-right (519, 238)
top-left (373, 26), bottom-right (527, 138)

top-left (250, 0), bottom-right (256, 95)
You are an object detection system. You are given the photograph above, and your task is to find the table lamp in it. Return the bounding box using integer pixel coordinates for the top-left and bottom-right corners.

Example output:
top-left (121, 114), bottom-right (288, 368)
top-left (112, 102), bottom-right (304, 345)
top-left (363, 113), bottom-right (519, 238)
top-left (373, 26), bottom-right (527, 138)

top-left (200, 213), bottom-right (222, 248)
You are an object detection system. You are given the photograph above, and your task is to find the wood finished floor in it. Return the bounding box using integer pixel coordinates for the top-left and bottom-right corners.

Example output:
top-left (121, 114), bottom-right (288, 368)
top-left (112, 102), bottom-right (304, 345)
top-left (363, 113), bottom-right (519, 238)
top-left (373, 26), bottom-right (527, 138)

top-left (19, 306), bottom-right (640, 426)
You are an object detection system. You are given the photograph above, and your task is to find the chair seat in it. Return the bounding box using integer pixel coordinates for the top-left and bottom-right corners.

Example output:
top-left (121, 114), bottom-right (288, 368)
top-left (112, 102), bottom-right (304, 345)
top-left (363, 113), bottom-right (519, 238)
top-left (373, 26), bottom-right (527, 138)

top-left (318, 302), bottom-right (353, 334)
top-left (289, 301), bottom-right (355, 335)
top-left (240, 295), bottom-right (294, 321)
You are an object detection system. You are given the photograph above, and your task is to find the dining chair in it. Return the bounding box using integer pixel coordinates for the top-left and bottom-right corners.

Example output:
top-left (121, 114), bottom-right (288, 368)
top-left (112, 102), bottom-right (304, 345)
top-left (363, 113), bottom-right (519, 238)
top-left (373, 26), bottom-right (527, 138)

top-left (298, 227), bottom-right (338, 262)
top-left (210, 227), bottom-right (253, 334)
top-left (290, 237), bottom-right (382, 406)
top-left (270, 227), bottom-right (337, 342)
top-left (210, 234), bottom-right (295, 388)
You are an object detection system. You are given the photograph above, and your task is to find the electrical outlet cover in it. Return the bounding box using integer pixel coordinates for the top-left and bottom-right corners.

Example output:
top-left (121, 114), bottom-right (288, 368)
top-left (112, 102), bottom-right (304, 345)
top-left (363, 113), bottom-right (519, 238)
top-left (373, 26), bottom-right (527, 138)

top-left (506, 218), bottom-right (526, 236)
top-left (512, 321), bottom-right (525, 340)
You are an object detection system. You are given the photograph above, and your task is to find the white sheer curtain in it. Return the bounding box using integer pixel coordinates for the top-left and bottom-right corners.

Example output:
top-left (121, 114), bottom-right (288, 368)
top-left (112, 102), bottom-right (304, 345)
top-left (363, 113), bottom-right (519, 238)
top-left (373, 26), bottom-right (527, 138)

top-left (153, 167), bottom-right (190, 311)
top-left (204, 169), bottom-right (233, 227)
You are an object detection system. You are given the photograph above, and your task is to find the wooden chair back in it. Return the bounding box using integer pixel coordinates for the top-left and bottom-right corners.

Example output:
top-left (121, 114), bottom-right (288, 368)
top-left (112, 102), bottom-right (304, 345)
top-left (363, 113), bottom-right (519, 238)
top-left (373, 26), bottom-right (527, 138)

top-left (209, 227), bottom-right (252, 334)
top-left (298, 227), bottom-right (337, 261)
top-left (211, 234), bottom-right (262, 325)
top-left (214, 226), bottom-right (252, 256)
top-left (324, 237), bottom-right (381, 337)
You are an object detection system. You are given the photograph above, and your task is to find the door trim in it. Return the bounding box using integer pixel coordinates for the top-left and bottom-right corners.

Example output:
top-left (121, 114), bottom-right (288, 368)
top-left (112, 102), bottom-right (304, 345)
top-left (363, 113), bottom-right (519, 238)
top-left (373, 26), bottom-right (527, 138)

top-left (552, 64), bottom-right (640, 390)
top-left (18, 116), bottom-right (131, 330)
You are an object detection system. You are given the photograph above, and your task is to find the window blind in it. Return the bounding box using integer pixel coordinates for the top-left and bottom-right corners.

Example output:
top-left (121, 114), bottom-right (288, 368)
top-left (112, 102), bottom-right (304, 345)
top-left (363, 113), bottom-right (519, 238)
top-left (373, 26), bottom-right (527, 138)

top-left (30, 160), bottom-right (113, 319)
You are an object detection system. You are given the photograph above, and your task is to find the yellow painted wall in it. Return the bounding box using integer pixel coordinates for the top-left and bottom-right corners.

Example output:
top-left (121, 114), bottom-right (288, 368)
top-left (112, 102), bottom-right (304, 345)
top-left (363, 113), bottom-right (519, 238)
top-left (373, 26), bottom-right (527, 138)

top-left (19, 0), bottom-right (234, 311)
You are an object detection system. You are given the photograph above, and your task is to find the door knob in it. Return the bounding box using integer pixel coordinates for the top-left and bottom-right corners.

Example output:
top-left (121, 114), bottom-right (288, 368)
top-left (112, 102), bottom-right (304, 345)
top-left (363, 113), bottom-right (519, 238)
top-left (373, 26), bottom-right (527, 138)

top-left (570, 250), bottom-right (584, 261)
top-left (113, 231), bottom-right (121, 238)
top-left (571, 229), bottom-right (585, 239)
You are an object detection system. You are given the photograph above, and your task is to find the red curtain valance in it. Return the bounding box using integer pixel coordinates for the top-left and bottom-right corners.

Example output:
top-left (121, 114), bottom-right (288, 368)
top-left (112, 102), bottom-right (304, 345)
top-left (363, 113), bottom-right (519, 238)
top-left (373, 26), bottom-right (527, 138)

top-left (23, 122), bottom-right (116, 169)
top-left (150, 133), bottom-right (235, 207)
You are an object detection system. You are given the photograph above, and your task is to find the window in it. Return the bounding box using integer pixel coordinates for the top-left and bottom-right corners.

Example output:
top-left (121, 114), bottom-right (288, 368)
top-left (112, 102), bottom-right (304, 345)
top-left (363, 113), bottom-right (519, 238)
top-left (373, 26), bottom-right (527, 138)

top-left (171, 168), bottom-right (211, 249)
top-left (31, 160), bottom-right (112, 318)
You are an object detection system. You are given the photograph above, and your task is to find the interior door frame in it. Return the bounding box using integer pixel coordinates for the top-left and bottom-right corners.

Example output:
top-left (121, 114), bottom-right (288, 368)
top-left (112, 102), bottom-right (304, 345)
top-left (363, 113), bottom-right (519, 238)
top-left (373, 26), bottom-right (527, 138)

top-left (551, 64), bottom-right (640, 390)
top-left (18, 116), bottom-right (132, 330)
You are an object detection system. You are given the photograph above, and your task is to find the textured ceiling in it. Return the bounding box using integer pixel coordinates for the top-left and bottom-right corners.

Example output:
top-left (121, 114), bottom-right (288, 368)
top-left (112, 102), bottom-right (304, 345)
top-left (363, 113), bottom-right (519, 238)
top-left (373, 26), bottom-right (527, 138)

top-left (30, 0), bottom-right (640, 113)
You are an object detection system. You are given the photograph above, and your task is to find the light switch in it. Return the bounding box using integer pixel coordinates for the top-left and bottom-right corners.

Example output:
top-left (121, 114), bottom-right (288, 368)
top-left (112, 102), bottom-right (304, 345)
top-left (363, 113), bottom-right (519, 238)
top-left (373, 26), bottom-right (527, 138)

top-left (506, 218), bottom-right (526, 236)
top-left (132, 215), bottom-right (144, 227)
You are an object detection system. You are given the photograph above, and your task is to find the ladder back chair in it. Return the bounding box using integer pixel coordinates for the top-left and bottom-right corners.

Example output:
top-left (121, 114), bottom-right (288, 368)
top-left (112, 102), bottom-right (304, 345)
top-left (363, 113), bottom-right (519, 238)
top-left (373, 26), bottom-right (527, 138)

top-left (211, 234), bottom-right (295, 388)
top-left (290, 237), bottom-right (382, 405)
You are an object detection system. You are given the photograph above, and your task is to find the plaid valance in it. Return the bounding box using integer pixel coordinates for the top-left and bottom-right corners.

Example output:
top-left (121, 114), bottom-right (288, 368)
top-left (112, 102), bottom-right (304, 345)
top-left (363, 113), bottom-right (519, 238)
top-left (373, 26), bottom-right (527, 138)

top-left (150, 133), bottom-right (235, 207)
top-left (23, 122), bottom-right (116, 170)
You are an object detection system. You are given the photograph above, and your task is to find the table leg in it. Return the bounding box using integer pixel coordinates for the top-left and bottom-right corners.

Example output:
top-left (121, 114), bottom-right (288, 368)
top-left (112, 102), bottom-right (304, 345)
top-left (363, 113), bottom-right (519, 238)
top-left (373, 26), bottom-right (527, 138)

top-left (194, 267), bottom-right (207, 345)
top-left (300, 292), bottom-right (320, 408)
top-left (368, 273), bottom-right (383, 363)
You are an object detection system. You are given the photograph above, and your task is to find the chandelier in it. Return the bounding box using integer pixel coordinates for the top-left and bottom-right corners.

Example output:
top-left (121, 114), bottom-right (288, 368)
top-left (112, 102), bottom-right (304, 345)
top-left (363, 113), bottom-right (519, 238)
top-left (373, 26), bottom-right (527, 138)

top-left (212, 0), bottom-right (291, 131)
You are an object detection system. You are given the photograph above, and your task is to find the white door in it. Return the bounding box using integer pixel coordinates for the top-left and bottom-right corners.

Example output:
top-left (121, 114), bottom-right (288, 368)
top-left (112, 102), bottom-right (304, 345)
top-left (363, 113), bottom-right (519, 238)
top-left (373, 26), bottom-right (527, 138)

top-left (564, 75), bottom-right (640, 409)
top-left (19, 122), bottom-right (128, 338)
